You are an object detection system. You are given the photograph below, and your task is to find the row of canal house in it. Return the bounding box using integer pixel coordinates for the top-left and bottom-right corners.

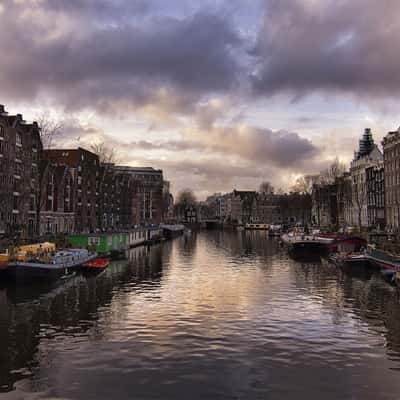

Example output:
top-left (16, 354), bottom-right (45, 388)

top-left (0, 105), bottom-right (171, 239)
top-left (204, 190), bottom-right (312, 226)
top-left (311, 128), bottom-right (395, 230)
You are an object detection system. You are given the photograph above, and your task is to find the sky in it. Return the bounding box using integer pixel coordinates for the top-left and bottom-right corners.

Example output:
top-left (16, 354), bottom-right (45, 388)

top-left (2, 0), bottom-right (400, 199)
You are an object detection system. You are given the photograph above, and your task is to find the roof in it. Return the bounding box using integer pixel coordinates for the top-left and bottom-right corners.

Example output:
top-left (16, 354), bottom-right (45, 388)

top-left (113, 166), bottom-right (162, 174)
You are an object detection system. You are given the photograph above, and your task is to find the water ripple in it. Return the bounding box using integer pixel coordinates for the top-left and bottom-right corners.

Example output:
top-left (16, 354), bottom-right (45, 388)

top-left (1, 231), bottom-right (400, 399)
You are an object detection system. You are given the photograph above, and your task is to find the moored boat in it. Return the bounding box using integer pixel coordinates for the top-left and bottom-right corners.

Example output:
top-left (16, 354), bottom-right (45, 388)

top-left (0, 252), bottom-right (9, 272)
top-left (81, 257), bottom-right (110, 273)
top-left (161, 224), bottom-right (185, 239)
top-left (328, 252), bottom-right (368, 268)
top-left (8, 249), bottom-right (97, 283)
top-left (281, 231), bottom-right (367, 260)
top-left (322, 234), bottom-right (367, 253)
top-left (281, 232), bottom-right (333, 259)
top-left (365, 245), bottom-right (400, 272)
top-left (244, 223), bottom-right (269, 230)
top-left (68, 232), bottom-right (128, 259)
top-left (1, 242), bottom-right (57, 279)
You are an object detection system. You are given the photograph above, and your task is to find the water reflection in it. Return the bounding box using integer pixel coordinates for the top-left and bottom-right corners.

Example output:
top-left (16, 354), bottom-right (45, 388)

top-left (0, 243), bottom-right (166, 393)
top-left (0, 232), bottom-right (400, 399)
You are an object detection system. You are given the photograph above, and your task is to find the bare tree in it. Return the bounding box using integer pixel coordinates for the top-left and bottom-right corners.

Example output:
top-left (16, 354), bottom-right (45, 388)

top-left (259, 181), bottom-right (274, 194)
top-left (89, 141), bottom-right (119, 164)
top-left (36, 114), bottom-right (63, 149)
top-left (340, 175), bottom-right (366, 231)
top-left (276, 188), bottom-right (285, 195)
top-left (291, 174), bottom-right (319, 194)
top-left (293, 159), bottom-right (347, 194)
top-left (176, 189), bottom-right (197, 206)
top-left (175, 189), bottom-right (197, 220)
top-left (352, 178), bottom-right (367, 230)
top-left (320, 157), bottom-right (347, 184)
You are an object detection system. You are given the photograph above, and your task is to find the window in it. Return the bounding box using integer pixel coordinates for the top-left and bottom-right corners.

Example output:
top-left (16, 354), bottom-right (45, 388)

top-left (29, 196), bottom-right (35, 211)
top-left (16, 132), bottom-right (22, 147)
top-left (13, 195), bottom-right (19, 210)
top-left (14, 162), bottom-right (23, 176)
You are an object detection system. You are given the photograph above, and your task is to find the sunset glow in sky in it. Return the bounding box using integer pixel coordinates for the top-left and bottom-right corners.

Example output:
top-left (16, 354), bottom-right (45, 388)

top-left (2, 0), bottom-right (400, 198)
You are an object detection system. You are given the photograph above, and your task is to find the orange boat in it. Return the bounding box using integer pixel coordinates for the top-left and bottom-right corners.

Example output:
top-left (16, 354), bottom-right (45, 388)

top-left (81, 258), bottom-right (110, 272)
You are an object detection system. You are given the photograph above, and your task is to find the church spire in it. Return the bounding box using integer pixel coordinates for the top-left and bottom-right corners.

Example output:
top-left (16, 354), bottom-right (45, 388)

top-left (358, 128), bottom-right (374, 158)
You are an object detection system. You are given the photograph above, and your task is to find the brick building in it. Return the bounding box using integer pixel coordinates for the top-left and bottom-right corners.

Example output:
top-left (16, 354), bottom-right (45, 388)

top-left (38, 159), bottom-right (75, 235)
top-left (97, 163), bottom-right (126, 231)
top-left (279, 192), bottom-right (312, 226)
top-left (44, 148), bottom-right (100, 233)
top-left (366, 164), bottom-right (385, 229)
top-left (311, 183), bottom-right (338, 227)
top-left (382, 128), bottom-right (400, 230)
top-left (0, 106), bottom-right (42, 238)
top-left (113, 166), bottom-right (164, 226)
top-left (254, 192), bottom-right (281, 224)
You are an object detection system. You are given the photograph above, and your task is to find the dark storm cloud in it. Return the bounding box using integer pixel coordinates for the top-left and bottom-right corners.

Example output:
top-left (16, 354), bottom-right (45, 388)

top-left (3, 0), bottom-right (400, 111)
top-left (252, 0), bottom-right (400, 96)
top-left (43, 0), bottom-right (150, 17)
top-left (0, 1), bottom-right (244, 112)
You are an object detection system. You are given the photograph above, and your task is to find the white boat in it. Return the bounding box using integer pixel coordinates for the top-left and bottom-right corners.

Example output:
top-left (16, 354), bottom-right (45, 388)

top-left (244, 223), bottom-right (269, 230)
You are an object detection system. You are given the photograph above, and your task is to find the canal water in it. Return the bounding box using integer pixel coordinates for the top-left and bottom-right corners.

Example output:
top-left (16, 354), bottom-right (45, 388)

top-left (1, 231), bottom-right (400, 399)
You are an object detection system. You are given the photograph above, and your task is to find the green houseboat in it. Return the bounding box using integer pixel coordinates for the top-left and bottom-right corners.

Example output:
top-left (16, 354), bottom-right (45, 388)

top-left (68, 232), bottom-right (128, 258)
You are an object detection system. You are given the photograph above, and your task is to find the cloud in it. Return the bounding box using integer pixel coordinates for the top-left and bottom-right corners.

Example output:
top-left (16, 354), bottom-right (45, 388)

top-left (252, 0), bottom-right (400, 98)
top-left (42, 0), bottom-right (150, 19)
top-left (0, 1), bottom-right (245, 114)
top-left (4, 0), bottom-right (388, 198)
top-left (184, 100), bottom-right (320, 168)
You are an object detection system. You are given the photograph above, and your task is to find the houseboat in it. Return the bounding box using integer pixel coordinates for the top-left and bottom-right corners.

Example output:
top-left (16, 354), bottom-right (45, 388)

top-left (160, 224), bottom-right (185, 239)
top-left (0, 242), bottom-right (56, 276)
top-left (68, 232), bottom-right (128, 259)
top-left (281, 233), bottom-right (333, 259)
top-left (281, 231), bottom-right (367, 260)
top-left (68, 227), bottom-right (164, 259)
top-left (8, 249), bottom-right (96, 282)
top-left (244, 223), bottom-right (269, 230)
top-left (0, 251), bottom-right (8, 275)
top-left (126, 226), bottom-right (163, 246)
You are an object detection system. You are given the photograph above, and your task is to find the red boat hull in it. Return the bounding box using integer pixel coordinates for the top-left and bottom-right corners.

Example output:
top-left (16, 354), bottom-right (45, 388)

top-left (82, 258), bottom-right (110, 270)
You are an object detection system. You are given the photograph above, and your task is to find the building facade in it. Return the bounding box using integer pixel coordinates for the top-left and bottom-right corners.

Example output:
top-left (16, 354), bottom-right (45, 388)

top-left (38, 159), bottom-right (75, 235)
top-left (382, 128), bottom-right (400, 230)
top-left (0, 106), bottom-right (42, 238)
top-left (253, 193), bottom-right (281, 224)
top-left (44, 148), bottom-right (100, 233)
top-left (347, 129), bottom-right (383, 228)
top-left (113, 166), bottom-right (164, 226)
top-left (162, 180), bottom-right (174, 222)
top-left (279, 193), bottom-right (312, 226)
top-left (311, 183), bottom-right (336, 227)
top-left (366, 164), bottom-right (385, 229)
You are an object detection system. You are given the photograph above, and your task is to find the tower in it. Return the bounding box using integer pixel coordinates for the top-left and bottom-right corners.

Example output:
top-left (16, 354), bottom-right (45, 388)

top-left (358, 128), bottom-right (374, 158)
